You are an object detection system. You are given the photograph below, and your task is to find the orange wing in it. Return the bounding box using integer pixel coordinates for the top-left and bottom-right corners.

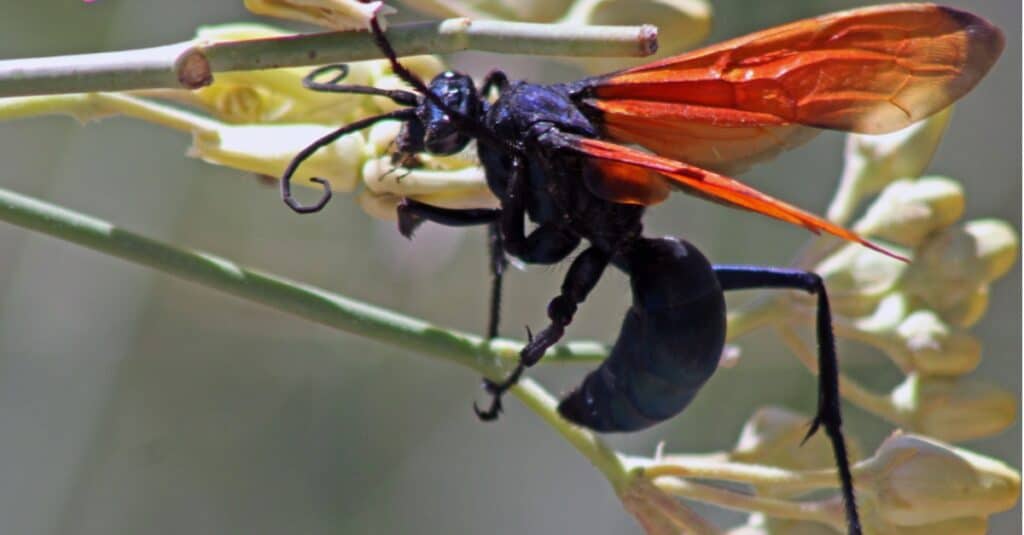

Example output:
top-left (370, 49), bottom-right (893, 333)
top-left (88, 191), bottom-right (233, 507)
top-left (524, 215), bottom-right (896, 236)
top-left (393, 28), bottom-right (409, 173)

top-left (568, 134), bottom-right (907, 261)
top-left (580, 4), bottom-right (1004, 174)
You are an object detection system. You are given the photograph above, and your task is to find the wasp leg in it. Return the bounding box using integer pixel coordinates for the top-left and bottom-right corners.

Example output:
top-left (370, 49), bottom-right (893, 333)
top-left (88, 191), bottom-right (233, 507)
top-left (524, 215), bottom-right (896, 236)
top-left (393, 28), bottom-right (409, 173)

top-left (713, 265), bottom-right (861, 535)
top-left (395, 198), bottom-right (499, 237)
top-left (475, 246), bottom-right (609, 421)
top-left (394, 199), bottom-right (506, 339)
top-left (486, 222), bottom-right (506, 339)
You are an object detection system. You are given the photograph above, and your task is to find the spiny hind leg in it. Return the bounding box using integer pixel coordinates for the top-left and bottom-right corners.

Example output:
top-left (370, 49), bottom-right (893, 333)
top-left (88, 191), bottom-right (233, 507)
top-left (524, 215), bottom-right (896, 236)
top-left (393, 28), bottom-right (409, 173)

top-left (714, 265), bottom-right (860, 535)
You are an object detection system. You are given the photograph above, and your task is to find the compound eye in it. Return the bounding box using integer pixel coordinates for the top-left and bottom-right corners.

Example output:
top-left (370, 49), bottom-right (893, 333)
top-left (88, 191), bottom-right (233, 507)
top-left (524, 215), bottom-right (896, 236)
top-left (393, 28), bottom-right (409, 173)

top-left (425, 130), bottom-right (469, 155)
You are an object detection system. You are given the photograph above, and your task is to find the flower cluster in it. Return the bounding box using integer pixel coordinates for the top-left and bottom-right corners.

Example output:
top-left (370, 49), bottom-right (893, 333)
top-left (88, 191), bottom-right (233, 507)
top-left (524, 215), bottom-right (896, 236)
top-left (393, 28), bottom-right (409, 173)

top-left (788, 110), bottom-right (1018, 446)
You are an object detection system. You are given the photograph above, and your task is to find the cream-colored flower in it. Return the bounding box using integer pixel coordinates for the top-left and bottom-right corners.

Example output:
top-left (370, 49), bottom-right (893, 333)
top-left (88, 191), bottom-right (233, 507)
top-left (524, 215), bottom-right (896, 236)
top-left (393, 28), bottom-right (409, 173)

top-left (829, 107), bottom-right (953, 223)
top-left (856, 433), bottom-right (1020, 527)
top-left (890, 374), bottom-right (1017, 442)
top-left (852, 176), bottom-right (964, 248)
top-left (189, 123), bottom-right (365, 191)
top-left (901, 220), bottom-right (1018, 325)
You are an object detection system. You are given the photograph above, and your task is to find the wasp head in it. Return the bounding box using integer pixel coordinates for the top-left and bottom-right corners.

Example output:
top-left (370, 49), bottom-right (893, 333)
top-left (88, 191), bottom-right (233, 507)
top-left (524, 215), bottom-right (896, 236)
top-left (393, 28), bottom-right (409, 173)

top-left (396, 71), bottom-right (482, 157)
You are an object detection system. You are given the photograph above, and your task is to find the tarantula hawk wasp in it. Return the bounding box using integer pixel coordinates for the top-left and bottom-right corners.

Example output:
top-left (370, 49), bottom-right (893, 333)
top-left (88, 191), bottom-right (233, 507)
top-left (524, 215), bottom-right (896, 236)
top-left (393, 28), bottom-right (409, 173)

top-left (278, 6), bottom-right (1003, 533)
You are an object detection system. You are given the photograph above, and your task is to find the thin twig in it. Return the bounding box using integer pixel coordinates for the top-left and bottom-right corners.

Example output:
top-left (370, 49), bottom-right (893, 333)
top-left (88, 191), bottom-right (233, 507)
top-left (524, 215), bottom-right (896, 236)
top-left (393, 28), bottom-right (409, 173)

top-left (0, 186), bottom-right (606, 372)
top-left (0, 19), bottom-right (656, 97)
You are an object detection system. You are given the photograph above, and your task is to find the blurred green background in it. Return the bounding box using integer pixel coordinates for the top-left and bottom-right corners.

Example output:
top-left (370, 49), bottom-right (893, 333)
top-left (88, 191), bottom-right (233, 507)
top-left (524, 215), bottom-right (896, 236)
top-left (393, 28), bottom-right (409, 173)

top-left (0, 1), bottom-right (1018, 533)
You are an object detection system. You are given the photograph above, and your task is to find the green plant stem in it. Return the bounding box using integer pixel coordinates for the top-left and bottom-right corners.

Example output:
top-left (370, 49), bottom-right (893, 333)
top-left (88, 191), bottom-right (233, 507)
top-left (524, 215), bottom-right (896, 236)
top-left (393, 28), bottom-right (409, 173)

top-left (0, 19), bottom-right (656, 97)
top-left (0, 186), bottom-right (611, 373)
top-left (512, 379), bottom-right (628, 486)
top-left (0, 182), bottom-right (628, 471)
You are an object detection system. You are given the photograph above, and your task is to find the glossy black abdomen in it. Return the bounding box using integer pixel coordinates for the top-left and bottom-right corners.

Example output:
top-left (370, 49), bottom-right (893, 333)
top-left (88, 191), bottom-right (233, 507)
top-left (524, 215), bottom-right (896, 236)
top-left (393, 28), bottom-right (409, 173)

top-left (558, 237), bottom-right (727, 431)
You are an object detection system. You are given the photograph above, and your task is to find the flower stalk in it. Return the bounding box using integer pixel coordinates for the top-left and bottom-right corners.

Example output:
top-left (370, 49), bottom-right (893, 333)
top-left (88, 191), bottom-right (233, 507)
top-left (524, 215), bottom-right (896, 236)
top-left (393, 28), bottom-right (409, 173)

top-left (0, 19), bottom-right (656, 98)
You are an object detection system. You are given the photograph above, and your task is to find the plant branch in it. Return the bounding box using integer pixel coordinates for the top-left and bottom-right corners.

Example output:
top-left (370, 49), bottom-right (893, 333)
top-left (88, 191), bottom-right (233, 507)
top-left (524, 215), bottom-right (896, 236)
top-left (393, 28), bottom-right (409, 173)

top-left (0, 19), bottom-right (656, 97)
top-left (0, 186), bottom-right (608, 372)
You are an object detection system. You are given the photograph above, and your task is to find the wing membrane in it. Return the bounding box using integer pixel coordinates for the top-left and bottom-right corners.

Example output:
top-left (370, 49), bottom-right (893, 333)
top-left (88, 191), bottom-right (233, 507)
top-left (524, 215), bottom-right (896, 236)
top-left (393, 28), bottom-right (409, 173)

top-left (569, 134), bottom-right (907, 261)
top-left (582, 4), bottom-right (1003, 173)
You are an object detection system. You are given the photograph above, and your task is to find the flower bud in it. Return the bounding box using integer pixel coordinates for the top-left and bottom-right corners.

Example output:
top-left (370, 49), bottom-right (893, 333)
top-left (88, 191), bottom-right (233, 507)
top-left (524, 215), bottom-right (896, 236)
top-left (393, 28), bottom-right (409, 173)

top-left (942, 285), bottom-right (989, 328)
top-left (815, 243), bottom-right (907, 316)
top-left (964, 219), bottom-right (1018, 282)
top-left (828, 107), bottom-right (952, 223)
top-left (731, 406), bottom-right (840, 472)
top-left (853, 177), bottom-right (964, 247)
top-left (902, 221), bottom-right (1017, 320)
top-left (243, 0), bottom-right (394, 31)
top-left (889, 310), bottom-right (981, 375)
top-left (189, 123), bottom-right (365, 191)
top-left (857, 433), bottom-right (1020, 526)
top-left (891, 374), bottom-right (1016, 442)
top-left (850, 294), bottom-right (979, 375)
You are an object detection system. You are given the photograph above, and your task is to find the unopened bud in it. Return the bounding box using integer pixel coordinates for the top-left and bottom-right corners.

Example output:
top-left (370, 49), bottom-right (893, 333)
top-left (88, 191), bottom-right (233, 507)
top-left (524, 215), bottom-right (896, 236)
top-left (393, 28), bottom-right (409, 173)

top-left (851, 293), bottom-right (977, 374)
top-left (853, 177), bottom-right (964, 247)
top-left (829, 107), bottom-right (952, 223)
top-left (858, 433), bottom-right (1020, 526)
top-left (964, 219), bottom-right (1018, 282)
top-left (943, 285), bottom-right (989, 328)
top-left (890, 310), bottom-right (981, 375)
top-left (815, 243), bottom-right (907, 316)
top-left (902, 221), bottom-right (1017, 319)
top-left (731, 406), bottom-right (840, 471)
top-left (891, 374), bottom-right (1016, 442)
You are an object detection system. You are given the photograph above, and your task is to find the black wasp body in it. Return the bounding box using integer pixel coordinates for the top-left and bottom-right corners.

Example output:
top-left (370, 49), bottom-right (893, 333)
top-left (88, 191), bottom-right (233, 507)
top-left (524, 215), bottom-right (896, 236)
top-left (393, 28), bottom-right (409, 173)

top-left (286, 65), bottom-right (839, 435)
top-left (441, 75), bottom-right (729, 431)
top-left (280, 18), bottom-right (869, 533)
